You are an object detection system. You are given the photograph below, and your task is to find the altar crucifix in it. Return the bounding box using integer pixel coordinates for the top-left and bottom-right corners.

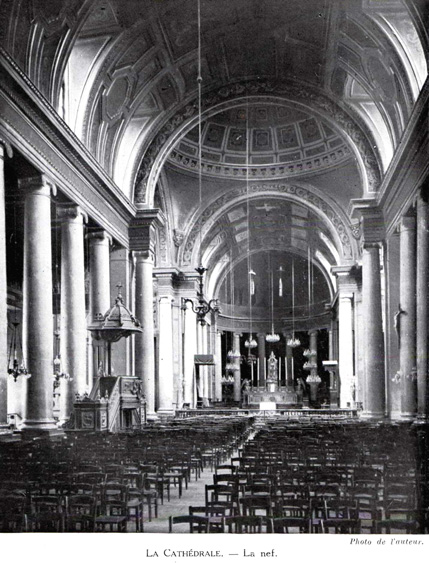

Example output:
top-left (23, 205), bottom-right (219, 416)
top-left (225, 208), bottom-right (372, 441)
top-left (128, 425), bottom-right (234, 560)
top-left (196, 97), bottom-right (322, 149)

top-left (267, 351), bottom-right (278, 392)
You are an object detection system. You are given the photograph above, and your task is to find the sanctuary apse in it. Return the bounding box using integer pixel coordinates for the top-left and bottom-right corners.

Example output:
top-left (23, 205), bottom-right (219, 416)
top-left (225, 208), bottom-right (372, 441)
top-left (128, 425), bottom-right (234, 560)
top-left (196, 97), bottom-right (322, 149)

top-left (0, 0), bottom-right (428, 431)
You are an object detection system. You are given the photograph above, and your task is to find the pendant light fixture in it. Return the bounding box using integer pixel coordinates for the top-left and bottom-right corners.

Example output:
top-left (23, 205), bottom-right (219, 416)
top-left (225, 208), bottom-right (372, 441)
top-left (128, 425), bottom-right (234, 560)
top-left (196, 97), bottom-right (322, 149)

top-left (287, 258), bottom-right (301, 348)
top-left (244, 99), bottom-right (257, 351)
top-left (182, 0), bottom-right (219, 326)
top-left (266, 252), bottom-right (280, 343)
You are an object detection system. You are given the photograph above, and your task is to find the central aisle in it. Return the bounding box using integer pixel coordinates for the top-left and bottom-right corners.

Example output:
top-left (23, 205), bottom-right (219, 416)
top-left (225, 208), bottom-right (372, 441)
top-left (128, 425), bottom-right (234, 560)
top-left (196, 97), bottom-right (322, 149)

top-left (143, 427), bottom-right (260, 533)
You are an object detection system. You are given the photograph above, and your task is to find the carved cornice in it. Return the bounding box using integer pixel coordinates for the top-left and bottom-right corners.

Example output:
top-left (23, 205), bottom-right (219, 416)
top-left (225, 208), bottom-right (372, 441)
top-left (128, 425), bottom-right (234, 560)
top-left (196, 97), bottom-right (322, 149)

top-left (134, 79), bottom-right (382, 203)
top-left (180, 182), bottom-right (356, 266)
top-left (57, 203), bottom-right (88, 224)
top-left (129, 208), bottom-right (165, 253)
top-left (349, 198), bottom-right (385, 243)
top-left (168, 144), bottom-right (352, 181)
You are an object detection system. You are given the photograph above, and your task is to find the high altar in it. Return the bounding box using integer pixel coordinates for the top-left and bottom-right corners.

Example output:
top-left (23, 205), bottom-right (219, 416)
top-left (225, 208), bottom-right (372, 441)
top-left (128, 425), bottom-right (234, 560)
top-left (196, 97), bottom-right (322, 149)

top-left (244, 351), bottom-right (298, 408)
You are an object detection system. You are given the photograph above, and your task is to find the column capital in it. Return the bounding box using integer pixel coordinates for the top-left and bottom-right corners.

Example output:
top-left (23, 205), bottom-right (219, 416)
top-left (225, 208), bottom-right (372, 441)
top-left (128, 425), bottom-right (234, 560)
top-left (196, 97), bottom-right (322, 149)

top-left (331, 264), bottom-right (360, 292)
top-left (133, 249), bottom-right (154, 263)
top-left (349, 198), bottom-right (385, 243)
top-left (362, 241), bottom-right (382, 251)
top-left (0, 138), bottom-right (13, 158)
top-left (308, 329), bottom-right (319, 336)
top-left (400, 214), bottom-right (416, 232)
top-left (159, 295), bottom-right (174, 304)
top-left (57, 203), bottom-right (88, 224)
top-left (257, 332), bottom-right (266, 338)
top-left (129, 208), bottom-right (165, 253)
top-left (86, 228), bottom-right (112, 244)
top-left (18, 174), bottom-right (56, 197)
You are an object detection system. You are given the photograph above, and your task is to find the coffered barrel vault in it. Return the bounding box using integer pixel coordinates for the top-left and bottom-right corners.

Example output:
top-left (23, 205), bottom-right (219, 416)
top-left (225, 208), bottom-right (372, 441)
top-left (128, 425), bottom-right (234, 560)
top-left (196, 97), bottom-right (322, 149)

top-left (0, 0), bottom-right (428, 426)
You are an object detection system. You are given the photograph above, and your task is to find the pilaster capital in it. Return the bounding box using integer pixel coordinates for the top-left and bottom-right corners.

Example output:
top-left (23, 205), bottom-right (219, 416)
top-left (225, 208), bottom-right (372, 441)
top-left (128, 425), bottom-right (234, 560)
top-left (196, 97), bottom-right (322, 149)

top-left (159, 295), bottom-right (175, 305)
top-left (400, 214), bottom-right (416, 232)
top-left (18, 174), bottom-right (56, 197)
top-left (86, 229), bottom-right (112, 245)
top-left (331, 264), bottom-right (360, 292)
top-left (133, 250), bottom-right (154, 263)
top-left (0, 138), bottom-right (13, 158)
top-left (362, 241), bottom-right (382, 251)
top-left (129, 208), bottom-right (165, 253)
top-left (57, 203), bottom-right (88, 224)
top-left (349, 198), bottom-right (385, 244)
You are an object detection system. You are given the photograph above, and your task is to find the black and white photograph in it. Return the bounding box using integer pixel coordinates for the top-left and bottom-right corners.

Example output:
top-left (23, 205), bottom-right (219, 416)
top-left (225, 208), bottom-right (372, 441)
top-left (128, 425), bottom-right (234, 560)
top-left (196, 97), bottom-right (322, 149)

top-left (0, 0), bottom-right (428, 554)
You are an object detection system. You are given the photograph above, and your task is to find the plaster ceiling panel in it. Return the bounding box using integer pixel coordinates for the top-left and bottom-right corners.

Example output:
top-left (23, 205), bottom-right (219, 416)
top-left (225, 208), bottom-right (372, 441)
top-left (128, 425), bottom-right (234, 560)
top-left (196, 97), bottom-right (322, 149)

top-left (104, 76), bottom-right (129, 121)
top-left (156, 74), bottom-right (179, 109)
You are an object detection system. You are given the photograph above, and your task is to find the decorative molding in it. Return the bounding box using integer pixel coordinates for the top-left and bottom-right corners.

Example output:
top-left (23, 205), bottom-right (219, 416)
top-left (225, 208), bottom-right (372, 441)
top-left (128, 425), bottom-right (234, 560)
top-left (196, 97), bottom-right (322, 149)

top-left (134, 79), bottom-right (382, 203)
top-left (129, 208), bottom-right (165, 253)
top-left (168, 144), bottom-right (352, 180)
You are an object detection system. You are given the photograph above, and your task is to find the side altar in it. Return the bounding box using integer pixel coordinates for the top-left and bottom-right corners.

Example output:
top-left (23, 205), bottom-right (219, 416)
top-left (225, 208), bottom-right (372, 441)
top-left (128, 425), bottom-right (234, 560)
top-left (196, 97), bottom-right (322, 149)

top-left (243, 352), bottom-right (299, 408)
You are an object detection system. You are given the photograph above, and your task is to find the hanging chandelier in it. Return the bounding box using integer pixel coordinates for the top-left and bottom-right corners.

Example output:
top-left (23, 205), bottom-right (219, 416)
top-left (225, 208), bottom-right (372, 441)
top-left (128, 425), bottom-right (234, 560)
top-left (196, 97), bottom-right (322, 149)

top-left (288, 258), bottom-right (301, 348)
top-left (266, 253), bottom-right (280, 343)
top-left (303, 348), bottom-right (317, 358)
top-left (7, 311), bottom-right (31, 383)
top-left (266, 328), bottom-right (280, 344)
top-left (244, 335), bottom-right (257, 349)
top-left (183, 266), bottom-right (219, 327)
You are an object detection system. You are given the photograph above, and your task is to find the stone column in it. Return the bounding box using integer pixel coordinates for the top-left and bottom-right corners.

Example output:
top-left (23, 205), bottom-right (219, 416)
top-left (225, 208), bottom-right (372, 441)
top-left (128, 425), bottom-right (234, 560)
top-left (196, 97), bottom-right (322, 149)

top-left (283, 332), bottom-right (294, 387)
top-left (158, 295), bottom-right (174, 415)
top-left (88, 230), bottom-right (111, 380)
top-left (400, 215), bottom-right (417, 419)
top-left (110, 246), bottom-right (131, 375)
top-left (134, 251), bottom-right (156, 419)
top-left (417, 194), bottom-right (429, 419)
top-left (196, 322), bottom-right (208, 406)
top-left (362, 243), bottom-right (385, 418)
top-left (0, 143), bottom-right (8, 424)
top-left (385, 231), bottom-right (401, 418)
top-left (19, 176), bottom-right (56, 431)
top-left (215, 331), bottom-right (223, 401)
top-left (58, 205), bottom-right (87, 422)
top-left (233, 333), bottom-right (241, 402)
top-left (183, 301), bottom-right (197, 407)
top-left (338, 294), bottom-right (354, 408)
top-left (257, 333), bottom-right (266, 386)
top-left (309, 330), bottom-right (318, 365)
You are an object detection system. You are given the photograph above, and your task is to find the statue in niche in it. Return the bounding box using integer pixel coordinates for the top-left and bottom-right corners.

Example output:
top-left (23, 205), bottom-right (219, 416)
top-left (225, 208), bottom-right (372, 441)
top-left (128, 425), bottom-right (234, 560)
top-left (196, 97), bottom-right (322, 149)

top-left (267, 351), bottom-right (278, 383)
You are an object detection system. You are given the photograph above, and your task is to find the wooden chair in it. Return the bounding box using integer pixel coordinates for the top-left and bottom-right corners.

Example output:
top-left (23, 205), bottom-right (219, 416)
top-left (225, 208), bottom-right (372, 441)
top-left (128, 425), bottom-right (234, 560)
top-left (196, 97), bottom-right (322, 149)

top-left (224, 515), bottom-right (269, 533)
top-left (66, 494), bottom-right (96, 532)
top-left (270, 516), bottom-right (310, 533)
top-left (0, 493), bottom-right (28, 532)
top-left (239, 495), bottom-right (273, 517)
top-left (29, 494), bottom-right (64, 532)
top-left (168, 515), bottom-right (210, 533)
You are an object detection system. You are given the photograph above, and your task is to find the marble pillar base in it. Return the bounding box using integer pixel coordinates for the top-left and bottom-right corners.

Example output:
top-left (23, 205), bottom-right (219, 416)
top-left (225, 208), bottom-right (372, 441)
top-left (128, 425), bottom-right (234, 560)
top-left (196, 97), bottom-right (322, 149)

top-left (146, 412), bottom-right (159, 422)
top-left (360, 410), bottom-right (385, 420)
top-left (413, 415), bottom-right (429, 425)
top-left (20, 419), bottom-right (63, 437)
top-left (401, 412), bottom-right (417, 422)
top-left (157, 409), bottom-right (175, 417)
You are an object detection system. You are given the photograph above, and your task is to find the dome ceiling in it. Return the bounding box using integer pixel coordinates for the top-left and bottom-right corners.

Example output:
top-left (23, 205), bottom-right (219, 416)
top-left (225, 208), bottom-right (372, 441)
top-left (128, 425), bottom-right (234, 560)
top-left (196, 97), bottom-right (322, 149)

top-left (167, 103), bottom-right (352, 180)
